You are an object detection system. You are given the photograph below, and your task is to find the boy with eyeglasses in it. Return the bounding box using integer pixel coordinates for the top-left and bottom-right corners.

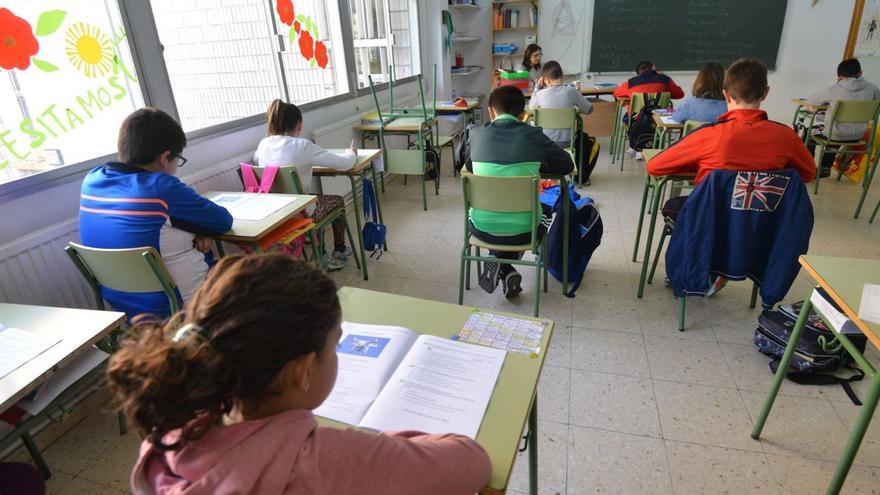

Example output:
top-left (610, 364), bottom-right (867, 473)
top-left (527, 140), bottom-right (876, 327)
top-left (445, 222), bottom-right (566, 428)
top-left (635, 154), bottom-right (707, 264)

top-left (79, 107), bottom-right (232, 318)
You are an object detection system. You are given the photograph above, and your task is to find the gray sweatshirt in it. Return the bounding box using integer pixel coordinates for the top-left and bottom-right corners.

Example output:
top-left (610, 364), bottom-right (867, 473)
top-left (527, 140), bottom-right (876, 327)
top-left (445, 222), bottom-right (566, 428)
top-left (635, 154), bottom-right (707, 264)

top-left (527, 85), bottom-right (593, 144)
top-left (806, 76), bottom-right (880, 141)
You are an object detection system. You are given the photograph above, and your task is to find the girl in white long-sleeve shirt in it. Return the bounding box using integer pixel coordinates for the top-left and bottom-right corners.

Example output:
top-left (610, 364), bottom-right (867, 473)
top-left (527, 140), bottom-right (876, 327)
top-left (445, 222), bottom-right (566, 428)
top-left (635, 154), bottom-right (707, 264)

top-left (254, 100), bottom-right (357, 269)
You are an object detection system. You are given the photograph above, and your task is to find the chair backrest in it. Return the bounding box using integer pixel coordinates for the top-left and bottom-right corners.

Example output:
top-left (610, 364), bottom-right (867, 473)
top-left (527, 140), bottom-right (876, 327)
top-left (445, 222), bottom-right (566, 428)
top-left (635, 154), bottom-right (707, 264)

top-left (682, 120), bottom-right (708, 136)
top-left (65, 242), bottom-right (180, 312)
top-left (462, 175), bottom-right (541, 248)
top-left (534, 107), bottom-right (578, 148)
top-left (826, 99), bottom-right (880, 125)
top-left (631, 92), bottom-right (671, 115)
top-left (240, 164), bottom-right (305, 194)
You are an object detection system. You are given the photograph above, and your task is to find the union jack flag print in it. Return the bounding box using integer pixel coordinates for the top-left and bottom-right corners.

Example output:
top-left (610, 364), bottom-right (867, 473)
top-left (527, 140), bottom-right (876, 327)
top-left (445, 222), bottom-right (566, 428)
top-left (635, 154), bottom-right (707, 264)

top-left (730, 172), bottom-right (790, 212)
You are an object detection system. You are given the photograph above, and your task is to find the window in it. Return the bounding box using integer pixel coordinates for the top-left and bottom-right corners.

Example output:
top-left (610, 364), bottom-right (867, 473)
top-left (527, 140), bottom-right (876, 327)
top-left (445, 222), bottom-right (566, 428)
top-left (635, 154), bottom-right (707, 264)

top-left (349, 0), bottom-right (420, 89)
top-left (151, 0), bottom-right (351, 133)
top-left (0, 2), bottom-right (144, 185)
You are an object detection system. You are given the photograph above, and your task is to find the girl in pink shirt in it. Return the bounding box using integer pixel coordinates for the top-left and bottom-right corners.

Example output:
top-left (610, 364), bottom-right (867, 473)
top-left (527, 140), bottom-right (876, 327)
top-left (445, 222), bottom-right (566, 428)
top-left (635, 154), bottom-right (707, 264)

top-left (107, 254), bottom-right (492, 495)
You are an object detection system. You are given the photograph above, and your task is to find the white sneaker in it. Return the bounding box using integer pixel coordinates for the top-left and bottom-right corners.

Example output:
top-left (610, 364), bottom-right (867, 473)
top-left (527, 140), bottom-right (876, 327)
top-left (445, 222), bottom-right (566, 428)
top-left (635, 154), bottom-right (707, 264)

top-left (333, 245), bottom-right (354, 260)
top-left (322, 253), bottom-right (345, 271)
top-left (635, 152), bottom-right (644, 161)
top-left (626, 147), bottom-right (636, 156)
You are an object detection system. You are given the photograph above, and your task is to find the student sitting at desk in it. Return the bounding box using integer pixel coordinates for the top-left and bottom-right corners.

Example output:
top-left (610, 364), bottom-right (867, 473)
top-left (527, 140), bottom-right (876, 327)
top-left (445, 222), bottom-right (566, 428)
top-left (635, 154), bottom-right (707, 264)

top-left (108, 254), bottom-right (492, 495)
top-left (612, 60), bottom-right (685, 103)
top-left (516, 44), bottom-right (543, 90)
top-left (528, 60), bottom-right (596, 183)
top-left (804, 58), bottom-right (880, 174)
top-left (647, 58), bottom-right (815, 295)
top-left (467, 86), bottom-right (574, 298)
top-left (670, 62), bottom-right (727, 124)
top-left (79, 108), bottom-right (233, 319)
top-left (254, 99), bottom-right (357, 270)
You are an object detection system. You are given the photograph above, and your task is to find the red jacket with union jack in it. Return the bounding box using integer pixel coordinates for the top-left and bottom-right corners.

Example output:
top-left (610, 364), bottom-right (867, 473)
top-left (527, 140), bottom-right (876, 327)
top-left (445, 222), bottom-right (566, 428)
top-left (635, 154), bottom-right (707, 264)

top-left (647, 109), bottom-right (816, 184)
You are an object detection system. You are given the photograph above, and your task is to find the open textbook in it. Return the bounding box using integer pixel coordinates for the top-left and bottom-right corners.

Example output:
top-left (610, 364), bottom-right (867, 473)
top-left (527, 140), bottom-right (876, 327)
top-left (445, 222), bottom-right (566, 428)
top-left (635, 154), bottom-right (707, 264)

top-left (314, 322), bottom-right (506, 439)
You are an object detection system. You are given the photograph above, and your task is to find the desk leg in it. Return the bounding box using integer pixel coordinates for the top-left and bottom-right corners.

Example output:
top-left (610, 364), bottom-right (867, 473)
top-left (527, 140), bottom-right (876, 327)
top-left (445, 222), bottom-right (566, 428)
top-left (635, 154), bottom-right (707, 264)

top-left (560, 176), bottom-right (570, 295)
top-left (637, 179), bottom-right (664, 298)
top-left (751, 297), bottom-right (812, 439)
top-left (214, 240), bottom-right (226, 258)
top-left (528, 395), bottom-right (538, 495)
top-left (633, 177), bottom-right (651, 262)
top-left (827, 372), bottom-right (880, 495)
top-left (349, 175), bottom-right (369, 280)
top-left (369, 164), bottom-right (388, 251)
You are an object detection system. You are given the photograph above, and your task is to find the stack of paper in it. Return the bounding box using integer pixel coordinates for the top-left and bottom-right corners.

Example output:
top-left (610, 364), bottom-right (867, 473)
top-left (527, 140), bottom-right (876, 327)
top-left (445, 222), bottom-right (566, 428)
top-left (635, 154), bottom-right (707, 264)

top-left (0, 325), bottom-right (61, 380)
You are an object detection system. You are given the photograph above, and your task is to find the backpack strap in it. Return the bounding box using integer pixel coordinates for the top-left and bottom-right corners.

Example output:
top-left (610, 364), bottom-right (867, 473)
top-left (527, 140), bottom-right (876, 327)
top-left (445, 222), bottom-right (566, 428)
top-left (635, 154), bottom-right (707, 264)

top-left (363, 178), bottom-right (374, 222)
top-left (769, 359), bottom-right (865, 406)
top-left (258, 165), bottom-right (279, 193)
top-left (241, 163), bottom-right (260, 192)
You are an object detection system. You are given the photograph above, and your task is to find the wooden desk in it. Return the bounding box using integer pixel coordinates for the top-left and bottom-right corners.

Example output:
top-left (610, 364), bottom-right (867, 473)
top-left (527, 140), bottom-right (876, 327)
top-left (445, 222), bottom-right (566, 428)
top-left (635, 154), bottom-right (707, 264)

top-left (0, 303), bottom-right (125, 477)
top-left (652, 113), bottom-right (685, 149)
top-left (327, 287), bottom-right (553, 495)
top-left (314, 149), bottom-right (384, 280)
top-left (791, 98), bottom-right (828, 144)
top-left (752, 255), bottom-right (880, 495)
top-left (205, 192), bottom-right (316, 245)
top-left (0, 304), bottom-right (125, 412)
top-left (524, 86), bottom-right (617, 99)
top-left (353, 116), bottom-right (437, 133)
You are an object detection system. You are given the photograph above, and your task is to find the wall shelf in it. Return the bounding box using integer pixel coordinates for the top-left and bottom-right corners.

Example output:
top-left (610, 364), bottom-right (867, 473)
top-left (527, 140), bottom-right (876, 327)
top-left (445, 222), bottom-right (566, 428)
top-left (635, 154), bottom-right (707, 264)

top-left (451, 67), bottom-right (484, 77)
top-left (451, 35), bottom-right (482, 42)
top-left (449, 3), bottom-right (481, 10)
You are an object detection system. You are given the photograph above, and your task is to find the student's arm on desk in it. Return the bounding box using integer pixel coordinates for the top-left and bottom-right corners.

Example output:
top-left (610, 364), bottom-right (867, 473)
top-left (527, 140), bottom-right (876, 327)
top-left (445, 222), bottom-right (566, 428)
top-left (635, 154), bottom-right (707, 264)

top-left (539, 133), bottom-right (576, 175)
top-left (612, 81), bottom-right (631, 99)
top-left (667, 80), bottom-right (685, 99)
top-left (804, 85), bottom-right (832, 107)
top-left (786, 131), bottom-right (818, 183)
top-left (646, 133), bottom-right (701, 177)
top-left (306, 141), bottom-right (357, 171)
top-left (161, 176), bottom-right (233, 235)
top-left (669, 99), bottom-right (691, 123)
top-left (315, 427), bottom-right (491, 494)
top-left (572, 88), bottom-right (593, 115)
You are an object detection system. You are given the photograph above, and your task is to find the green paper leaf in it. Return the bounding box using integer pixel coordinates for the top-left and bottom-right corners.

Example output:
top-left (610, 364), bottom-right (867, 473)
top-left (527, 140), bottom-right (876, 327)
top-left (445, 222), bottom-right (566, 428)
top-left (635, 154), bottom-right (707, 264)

top-left (310, 58), bottom-right (316, 68)
top-left (32, 58), bottom-right (59, 72)
top-left (289, 25), bottom-right (296, 44)
top-left (35, 10), bottom-right (66, 36)
top-left (296, 14), bottom-right (306, 23)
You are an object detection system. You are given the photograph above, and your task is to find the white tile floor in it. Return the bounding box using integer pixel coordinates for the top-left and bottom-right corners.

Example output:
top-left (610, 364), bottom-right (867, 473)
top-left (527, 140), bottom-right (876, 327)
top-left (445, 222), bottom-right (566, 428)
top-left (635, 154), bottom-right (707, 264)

top-left (12, 141), bottom-right (880, 494)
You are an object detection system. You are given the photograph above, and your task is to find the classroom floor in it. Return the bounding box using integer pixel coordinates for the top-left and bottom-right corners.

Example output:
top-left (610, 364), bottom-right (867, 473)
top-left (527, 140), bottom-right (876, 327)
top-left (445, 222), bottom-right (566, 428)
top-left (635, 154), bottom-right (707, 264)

top-left (12, 142), bottom-right (880, 494)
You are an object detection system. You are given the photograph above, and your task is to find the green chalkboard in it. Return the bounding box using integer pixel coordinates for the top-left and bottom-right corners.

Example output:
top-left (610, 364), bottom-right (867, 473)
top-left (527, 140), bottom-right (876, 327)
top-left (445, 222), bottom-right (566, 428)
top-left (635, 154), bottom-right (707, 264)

top-left (589, 0), bottom-right (788, 72)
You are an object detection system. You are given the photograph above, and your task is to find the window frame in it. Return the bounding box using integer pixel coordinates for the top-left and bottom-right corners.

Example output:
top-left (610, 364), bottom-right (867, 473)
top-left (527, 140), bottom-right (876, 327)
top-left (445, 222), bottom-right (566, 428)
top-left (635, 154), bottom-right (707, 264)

top-left (349, 0), bottom-right (421, 95)
top-left (0, 0), bottom-right (423, 199)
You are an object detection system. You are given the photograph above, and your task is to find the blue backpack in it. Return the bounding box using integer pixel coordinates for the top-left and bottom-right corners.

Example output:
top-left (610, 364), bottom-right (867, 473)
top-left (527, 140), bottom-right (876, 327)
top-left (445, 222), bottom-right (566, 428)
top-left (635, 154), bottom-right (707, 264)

top-left (541, 185), bottom-right (603, 297)
top-left (362, 179), bottom-right (386, 257)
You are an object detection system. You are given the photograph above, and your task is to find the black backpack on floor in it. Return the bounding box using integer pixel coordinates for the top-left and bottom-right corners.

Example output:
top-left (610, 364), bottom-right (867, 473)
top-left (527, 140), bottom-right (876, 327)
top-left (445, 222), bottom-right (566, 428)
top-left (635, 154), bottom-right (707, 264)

top-left (424, 140), bottom-right (440, 181)
top-left (628, 95), bottom-right (662, 151)
top-left (753, 292), bottom-right (867, 405)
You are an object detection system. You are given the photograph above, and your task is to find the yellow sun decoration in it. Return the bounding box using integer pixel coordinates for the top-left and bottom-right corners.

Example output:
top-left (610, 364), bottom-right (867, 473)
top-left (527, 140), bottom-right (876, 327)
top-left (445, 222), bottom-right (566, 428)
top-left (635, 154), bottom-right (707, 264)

top-left (65, 22), bottom-right (114, 78)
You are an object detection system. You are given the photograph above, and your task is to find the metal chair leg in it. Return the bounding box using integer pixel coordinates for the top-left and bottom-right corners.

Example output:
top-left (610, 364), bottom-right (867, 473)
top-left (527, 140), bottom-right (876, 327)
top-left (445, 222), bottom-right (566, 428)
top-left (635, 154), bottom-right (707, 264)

top-left (341, 215), bottom-right (362, 271)
top-left (750, 282), bottom-right (759, 309)
top-left (21, 431), bottom-right (51, 479)
top-left (648, 226), bottom-right (669, 284)
top-left (678, 296), bottom-right (686, 332)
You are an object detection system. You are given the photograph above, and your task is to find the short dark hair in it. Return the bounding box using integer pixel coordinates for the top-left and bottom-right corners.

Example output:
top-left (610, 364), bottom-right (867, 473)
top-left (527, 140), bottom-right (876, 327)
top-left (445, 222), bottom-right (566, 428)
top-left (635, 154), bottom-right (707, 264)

top-left (723, 58), bottom-right (768, 103)
top-left (117, 108), bottom-right (186, 166)
top-left (541, 60), bottom-right (563, 80)
top-left (838, 58), bottom-right (862, 78)
top-left (267, 99), bottom-right (303, 136)
top-left (635, 61), bottom-right (654, 75)
top-left (489, 85), bottom-right (526, 116)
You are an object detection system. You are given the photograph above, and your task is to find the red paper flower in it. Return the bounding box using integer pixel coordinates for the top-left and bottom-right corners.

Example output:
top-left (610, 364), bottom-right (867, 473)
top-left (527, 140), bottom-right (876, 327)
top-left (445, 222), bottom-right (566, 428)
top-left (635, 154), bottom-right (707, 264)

top-left (314, 40), bottom-right (327, 68)
top-left (276, 0), bottom-right (294, 26)
top-left (293, 20), bottom-right (300, 34)
top-left (298, 29), bottom-right (313, 60)
top-left (0, 8), bottom-right (39, 70)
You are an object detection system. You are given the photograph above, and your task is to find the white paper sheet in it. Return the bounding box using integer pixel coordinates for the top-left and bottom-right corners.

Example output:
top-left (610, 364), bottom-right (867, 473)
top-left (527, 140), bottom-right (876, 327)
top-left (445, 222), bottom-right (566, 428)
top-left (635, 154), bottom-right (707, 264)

top-left (211, 193), bottom-right (296, 221)
top-left (17, 346), bottom-right (109, 415)
top-left (659, 116), bottom-right (678, 125)
top-left (0, 325), bottom-right (61, 380)
top-left (858, 283), bottom-right (880, 325)
top-left (359, 335), bottom-right (505, 439)
top-left (810, 289), bottom-right (853, 334)
top-left (313, 323), bottom-right (418, 425)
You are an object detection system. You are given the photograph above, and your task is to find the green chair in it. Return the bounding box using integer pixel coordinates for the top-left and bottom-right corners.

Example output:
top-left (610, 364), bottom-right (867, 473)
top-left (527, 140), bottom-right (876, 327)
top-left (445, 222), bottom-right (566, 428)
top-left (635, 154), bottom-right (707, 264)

top-left (534, 107), bottom-right (582, 183)
top-left (806, 100), bottom-right (880, 212)
top-left (613, 92), bottom-right (671, 169)
top-left (682, 120), bottom-right (708, 136)
top-left (458, 175), bottom-right (548, 317)
top-left (244, 165), bottom-right (362, 276)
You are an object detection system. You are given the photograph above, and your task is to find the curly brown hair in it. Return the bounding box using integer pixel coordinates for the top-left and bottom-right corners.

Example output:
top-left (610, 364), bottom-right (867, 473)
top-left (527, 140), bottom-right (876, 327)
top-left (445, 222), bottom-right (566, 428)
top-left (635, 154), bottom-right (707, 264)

top-left (106, 253), bottom-right (341, 450)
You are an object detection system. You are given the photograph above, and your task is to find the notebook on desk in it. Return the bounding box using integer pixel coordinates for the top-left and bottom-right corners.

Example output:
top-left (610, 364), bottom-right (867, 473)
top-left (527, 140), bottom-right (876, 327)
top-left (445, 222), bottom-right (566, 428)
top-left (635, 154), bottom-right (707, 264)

top-left (314, 322), bottom-right (505, 439)
top-left (211, 193), bottom-right (297, 221)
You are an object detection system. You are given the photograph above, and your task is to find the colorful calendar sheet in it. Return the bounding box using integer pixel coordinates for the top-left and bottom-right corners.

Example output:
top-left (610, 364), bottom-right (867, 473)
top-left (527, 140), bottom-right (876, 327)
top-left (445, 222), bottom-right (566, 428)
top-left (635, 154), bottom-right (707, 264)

top-left (456, 310), bottom-right (547, 357)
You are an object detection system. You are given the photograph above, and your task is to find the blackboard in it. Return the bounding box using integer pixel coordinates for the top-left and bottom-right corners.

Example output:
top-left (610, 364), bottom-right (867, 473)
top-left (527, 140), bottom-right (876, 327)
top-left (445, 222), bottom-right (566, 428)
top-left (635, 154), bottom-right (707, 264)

top-left (589, 0), bottom-right (788, 72)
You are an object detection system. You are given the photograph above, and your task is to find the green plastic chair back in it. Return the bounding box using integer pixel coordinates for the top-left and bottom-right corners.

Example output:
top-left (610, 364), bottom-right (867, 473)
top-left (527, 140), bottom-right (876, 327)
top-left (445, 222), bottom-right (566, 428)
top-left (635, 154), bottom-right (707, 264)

top-left (534, 107), bottom-right (578, 148)
top-left (245, 165), bottom-right (305, 194)
top-left (826, 99), bottom-right (880, 125)
top-left (682, 120), bottom-right (708, 136)
top-left (462, 175), bottom-right (540, 250)
top-left (631, 92), bottom-right (671, 115)
top-left (65, 242), bottom-right (180, 313)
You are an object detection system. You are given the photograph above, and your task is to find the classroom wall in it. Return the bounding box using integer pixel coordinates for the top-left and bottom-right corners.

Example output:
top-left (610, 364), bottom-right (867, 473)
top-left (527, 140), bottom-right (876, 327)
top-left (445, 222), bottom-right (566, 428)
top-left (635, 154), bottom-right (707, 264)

top-left (569, 0), bottom-right (855, 123)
